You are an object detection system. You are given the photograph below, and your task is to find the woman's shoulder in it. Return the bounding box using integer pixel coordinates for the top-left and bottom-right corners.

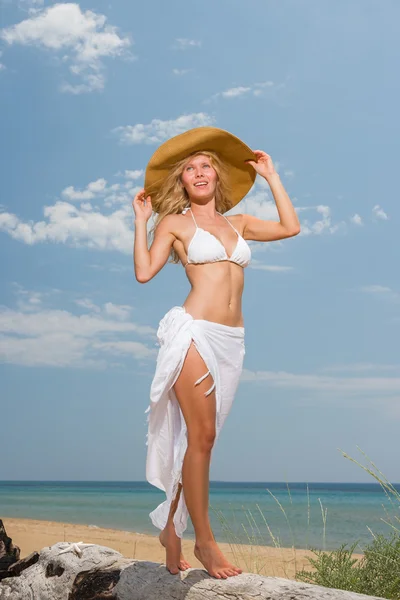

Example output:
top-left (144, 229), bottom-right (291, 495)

top-left (226, 212), bottom-right (244, 221)
top-left (225, 212), bottom-right (246, 232)
top-left (155, 212), bottom-right (190, 237)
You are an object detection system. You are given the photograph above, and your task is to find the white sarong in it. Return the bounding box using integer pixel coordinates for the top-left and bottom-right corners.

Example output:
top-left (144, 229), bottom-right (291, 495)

top-left (144, 305), bottom-right (245, 538)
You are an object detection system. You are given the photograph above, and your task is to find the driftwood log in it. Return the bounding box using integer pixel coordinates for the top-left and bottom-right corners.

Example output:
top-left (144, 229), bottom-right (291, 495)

top-left (0, 540), bottom-right (385, 600)
top-left (0, 519), bottom-right (20, 581)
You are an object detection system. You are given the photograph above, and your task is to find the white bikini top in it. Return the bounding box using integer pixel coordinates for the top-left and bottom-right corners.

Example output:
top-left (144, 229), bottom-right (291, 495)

top-left (182, 206), bottom-right (251, 269)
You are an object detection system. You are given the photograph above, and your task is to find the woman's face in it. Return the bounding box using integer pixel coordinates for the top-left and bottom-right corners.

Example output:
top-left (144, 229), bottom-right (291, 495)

top-left (180, 154), bottom-right (218, 200)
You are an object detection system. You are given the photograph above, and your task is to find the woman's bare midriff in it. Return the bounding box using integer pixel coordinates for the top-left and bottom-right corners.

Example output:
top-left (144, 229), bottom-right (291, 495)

top-left (182, 261), bottom-right (245, 327)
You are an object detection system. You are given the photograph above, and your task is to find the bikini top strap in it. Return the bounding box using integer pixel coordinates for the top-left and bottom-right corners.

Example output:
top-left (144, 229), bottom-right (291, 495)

top-left (187, 206), bottom-right (198, 228)
top-left (217, 211), bottom-right (239, 234)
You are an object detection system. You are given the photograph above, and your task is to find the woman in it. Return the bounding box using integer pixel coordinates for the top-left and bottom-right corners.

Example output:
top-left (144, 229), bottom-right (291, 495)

top-left (133, 127), bottom-right (300, 580)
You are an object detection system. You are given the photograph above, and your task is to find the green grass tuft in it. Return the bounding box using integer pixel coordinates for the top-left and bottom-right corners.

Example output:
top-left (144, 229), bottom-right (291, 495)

top-left (210, 446), bottom-right (400, 596)
top-left (296, 533), bottom-right (400, 598)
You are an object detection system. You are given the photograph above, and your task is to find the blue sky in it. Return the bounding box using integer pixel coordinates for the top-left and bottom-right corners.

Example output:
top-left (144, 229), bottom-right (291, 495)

top-left (1, 0), bottom-right (399, 484)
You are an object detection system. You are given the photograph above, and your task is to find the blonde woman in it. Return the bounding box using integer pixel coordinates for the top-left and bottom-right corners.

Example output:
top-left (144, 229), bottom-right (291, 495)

top-left (133, 127), bottom-right (300, 579)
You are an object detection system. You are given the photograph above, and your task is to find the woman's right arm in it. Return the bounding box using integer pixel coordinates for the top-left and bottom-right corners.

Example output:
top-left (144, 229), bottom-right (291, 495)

top-left (133, 188), bottom-right (176, 283)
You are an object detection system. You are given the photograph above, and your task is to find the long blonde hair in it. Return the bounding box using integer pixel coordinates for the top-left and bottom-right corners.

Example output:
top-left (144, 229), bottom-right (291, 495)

top-left (149, 151), bottom-right (233, 263)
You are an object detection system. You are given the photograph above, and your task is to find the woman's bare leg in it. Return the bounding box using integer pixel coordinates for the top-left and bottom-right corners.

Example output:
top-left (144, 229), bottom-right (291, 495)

top-left (159, 483), bottom-right (191, 573)
top-left (172, 343), bottom-right (242, 579)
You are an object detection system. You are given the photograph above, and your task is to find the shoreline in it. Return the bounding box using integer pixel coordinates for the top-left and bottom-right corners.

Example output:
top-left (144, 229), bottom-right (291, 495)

top-left (3, 517), bottom-right (364, 580)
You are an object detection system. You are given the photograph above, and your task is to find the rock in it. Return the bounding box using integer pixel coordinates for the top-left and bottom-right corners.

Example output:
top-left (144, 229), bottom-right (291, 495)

top-left (0, 519), bottom-right (20, 581)
top-left (0, 541), bottom-right (385, 600)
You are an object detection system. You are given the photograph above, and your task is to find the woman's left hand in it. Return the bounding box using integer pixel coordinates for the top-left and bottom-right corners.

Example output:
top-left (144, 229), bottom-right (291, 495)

top-left (246, 150), bottom-right (278, 180)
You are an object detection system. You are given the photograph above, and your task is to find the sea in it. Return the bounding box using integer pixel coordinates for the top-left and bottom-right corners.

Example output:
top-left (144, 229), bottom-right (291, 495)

top-left (1, 481), bottom-right (399, 552)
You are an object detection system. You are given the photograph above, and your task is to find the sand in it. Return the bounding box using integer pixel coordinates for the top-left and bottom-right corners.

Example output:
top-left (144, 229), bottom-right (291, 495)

top-left (3, 517), bottom-right (365, 580)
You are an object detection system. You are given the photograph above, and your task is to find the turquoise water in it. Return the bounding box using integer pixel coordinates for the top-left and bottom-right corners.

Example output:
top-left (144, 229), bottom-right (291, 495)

top-left (1, 481), bottom-right (399, 551)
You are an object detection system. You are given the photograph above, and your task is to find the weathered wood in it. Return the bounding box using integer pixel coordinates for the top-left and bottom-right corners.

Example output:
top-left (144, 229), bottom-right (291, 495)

top-left (69, 568), bottom-right (122, 599)
top-left (0, 519), bottom-right (20, 581)
top-left (0, 542), bottom-right (385, 600)
top-left (7, 551), bottom-right (40, 577)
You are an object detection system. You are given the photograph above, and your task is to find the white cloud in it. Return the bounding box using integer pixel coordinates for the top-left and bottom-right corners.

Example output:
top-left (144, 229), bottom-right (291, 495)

top-left (0, 165), bottom-right (150, 250)
top-left (297, 205), bottom-right (346, 236)
top-left (0, 3), bottom-right (132, 93)
top-left (221, 86), bottom-right (251, 98)
top-left (18, 0), bottom-right (45, 6)
top-left (210, 81), bottom-right (277, 101)
top-left (172, 68), bottom-right (192, 76)
top-left (14, 286), bottom-right (44, 311)
top-left (283, 170), bottom-right (294, 179)
top-left (0, 288), bottom-right (156, 368)
top-left (228, 184), bottom-right (343, 240)
top-left (350, 213), bottom-right (363, 226)
top-left (103, 302), bottom-right (132, 320)
top-left (0, 332), bottom-right (90, 368)
top-left (254, 81), bottom-right (275, 89)
top-left (360, 285), bottom-right (399, 303)
top-left (361, 285), bottom-right (392, 294)
top-left (92, 340), bottom-right (152, 357)
top-left (372, 204), bottom-right (388, 220)
top-left (241, 368), bottom-right (400, 396)
top-left (249, 263), bottom-right (293, 272)
top-left (113, 112), bottom-right (215, 145)
top-left (174, 38), bottom-right (201, 49)
top-left (322, 363), bottom-right (400, 374)
top-left (124, 169), bottom-right (143, 180)
top-left (104, 189), bottom-right (139, 207)
top-left (62, 178), bottom-right (107, 201)
top-left (0, 201), bottom-right (134, 253)
top-left (228, 190), bottom-right (279, 222)
top-left (60, 74), bottom-right (105, 94)
top-left (75, 297), bottom-right (101, 312)
top-left (0, 50), bottom-right (5, 71)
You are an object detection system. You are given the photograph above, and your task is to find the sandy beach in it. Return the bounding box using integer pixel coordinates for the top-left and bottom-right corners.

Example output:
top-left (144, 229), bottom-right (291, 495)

top-left (3, 517), bottom-right (364, 580)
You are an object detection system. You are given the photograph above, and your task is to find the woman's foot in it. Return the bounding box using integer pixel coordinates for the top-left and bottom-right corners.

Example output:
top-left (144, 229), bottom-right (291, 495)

top-left (159, 524), bottom-right (191, 574)
top-left (194, 540), bottom-right (242, 579)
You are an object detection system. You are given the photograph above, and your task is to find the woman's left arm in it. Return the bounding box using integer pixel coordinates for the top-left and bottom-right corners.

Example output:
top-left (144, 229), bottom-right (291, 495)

top-left (242, 150), bottom-right (301, 242)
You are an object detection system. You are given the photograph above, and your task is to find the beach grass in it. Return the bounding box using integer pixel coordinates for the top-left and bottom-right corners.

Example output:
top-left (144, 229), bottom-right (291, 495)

top-left (210, 480), bottom-right (330, 580)
top-left (211, 446), bottom-right (400, 597)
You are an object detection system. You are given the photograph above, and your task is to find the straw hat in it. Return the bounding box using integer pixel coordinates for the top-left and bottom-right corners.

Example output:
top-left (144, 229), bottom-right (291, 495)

top-left (144, 126), bottom-right (257, 213)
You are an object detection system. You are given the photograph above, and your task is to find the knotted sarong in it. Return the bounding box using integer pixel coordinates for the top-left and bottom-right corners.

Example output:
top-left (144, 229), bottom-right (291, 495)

top-left (145, 305), bottom-right (245, 538)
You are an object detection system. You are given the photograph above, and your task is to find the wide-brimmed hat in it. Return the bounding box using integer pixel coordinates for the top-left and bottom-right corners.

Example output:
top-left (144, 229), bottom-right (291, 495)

top-left (144, 126), bottom-right (257, 213)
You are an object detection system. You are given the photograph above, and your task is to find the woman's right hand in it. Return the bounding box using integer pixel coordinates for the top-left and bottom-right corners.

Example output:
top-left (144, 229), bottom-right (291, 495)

top-left (132, 188), bottom-right (152, 221)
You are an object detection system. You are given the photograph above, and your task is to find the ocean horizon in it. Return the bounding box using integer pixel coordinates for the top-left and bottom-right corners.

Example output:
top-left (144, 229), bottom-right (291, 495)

top-left (2, 480), bottom-right (399, 552)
